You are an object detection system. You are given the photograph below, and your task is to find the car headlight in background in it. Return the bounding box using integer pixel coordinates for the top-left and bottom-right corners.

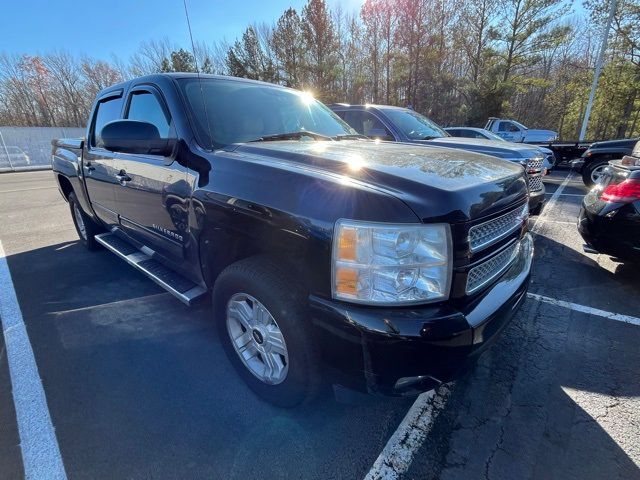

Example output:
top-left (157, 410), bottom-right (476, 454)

top-left (332, 220), bottom-right (452, 305)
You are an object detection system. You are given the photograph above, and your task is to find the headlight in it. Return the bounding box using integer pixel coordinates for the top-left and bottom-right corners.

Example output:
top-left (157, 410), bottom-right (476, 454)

top-left (332, 220), bottom-right (452, 305)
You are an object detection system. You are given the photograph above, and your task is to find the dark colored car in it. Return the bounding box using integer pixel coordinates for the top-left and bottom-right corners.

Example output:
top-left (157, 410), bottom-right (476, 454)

top-left (577, 138), bottom-right (638, 187)
top-left (578, 144), bottom-right (640, 262)
top-left (330, 104), bottom-right (546, 213)
top-left (52, 74), bottom-right (533, 407)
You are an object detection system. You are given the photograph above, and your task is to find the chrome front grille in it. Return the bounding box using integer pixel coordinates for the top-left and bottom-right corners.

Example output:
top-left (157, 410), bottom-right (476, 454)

top-left (468, 203), bottom-right (528, 252)
top-left (528, 175), bottom-right (543, 191)
top-left (466, 240), bottom-right (520, 294)
top-left (527, 157), bottom-right (543, 170)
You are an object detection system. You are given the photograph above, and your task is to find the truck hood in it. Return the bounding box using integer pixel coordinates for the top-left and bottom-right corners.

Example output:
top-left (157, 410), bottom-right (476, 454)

top-left (589, 138), bottom-right (639, 150)
top-left (412, 136), bottom-right (542, 161)
top-left (232, 140), bottom-right (527, 222)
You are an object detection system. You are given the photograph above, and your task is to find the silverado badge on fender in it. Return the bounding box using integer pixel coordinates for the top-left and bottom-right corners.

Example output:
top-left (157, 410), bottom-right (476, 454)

top-left (152, 224), bottom-right (183, 242)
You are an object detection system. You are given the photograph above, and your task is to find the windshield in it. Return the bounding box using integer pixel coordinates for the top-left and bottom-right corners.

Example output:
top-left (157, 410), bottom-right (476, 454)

top-left (177, 78), bottom-right (356, 148)
top-left (381, 109), bottom-right (448, 140)
top-left (480, 129), bottom-right (508, 142)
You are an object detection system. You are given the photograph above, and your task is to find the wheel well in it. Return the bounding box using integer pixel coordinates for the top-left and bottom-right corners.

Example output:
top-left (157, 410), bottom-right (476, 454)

top-left (200, 235), bottom-right (308, 293)
top-left (586, 153), bottom-right (616, 165)
top-left (57, 175), bottom-right (73, 201)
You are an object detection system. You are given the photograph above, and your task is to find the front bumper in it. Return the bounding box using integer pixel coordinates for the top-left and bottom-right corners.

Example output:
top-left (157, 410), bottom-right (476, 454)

top-left (309, 234), bottom-right (533, 396)
top-left (528, 186), bottom-right (546, 211)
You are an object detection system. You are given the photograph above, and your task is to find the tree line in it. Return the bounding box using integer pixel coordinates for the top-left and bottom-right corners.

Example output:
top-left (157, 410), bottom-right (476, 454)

top-left (1, 0), bottom-right (639, 141)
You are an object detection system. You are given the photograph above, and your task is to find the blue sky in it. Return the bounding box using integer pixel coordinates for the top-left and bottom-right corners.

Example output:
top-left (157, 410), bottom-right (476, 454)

top-left (0, 0), bottom-right (363, 61)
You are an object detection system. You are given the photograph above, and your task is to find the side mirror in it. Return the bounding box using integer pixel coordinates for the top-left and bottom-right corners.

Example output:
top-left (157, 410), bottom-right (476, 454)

top-left (101, 120), bottom-right (175, 156)
top-left (368, 128), bottom-right (395, 141)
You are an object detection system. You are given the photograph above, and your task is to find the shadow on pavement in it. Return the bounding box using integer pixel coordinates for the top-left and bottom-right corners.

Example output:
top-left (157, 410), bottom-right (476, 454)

top-left (5, 241), bottom-right (414, 480)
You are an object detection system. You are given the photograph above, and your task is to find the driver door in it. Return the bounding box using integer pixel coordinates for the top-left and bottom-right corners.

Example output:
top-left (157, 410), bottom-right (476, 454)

top-left (497, 121), bottom-right (523, 142)
top-left (112, 84), bottom-right (189, 262)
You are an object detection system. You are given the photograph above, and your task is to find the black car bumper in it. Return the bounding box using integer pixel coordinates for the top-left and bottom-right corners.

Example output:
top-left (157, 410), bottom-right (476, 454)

top-left (529, 187), bottom-right (546, 211)
top-left (578, 197), bottom-right (640, 262)
top-left (309, 234), bottom-right (533, 396)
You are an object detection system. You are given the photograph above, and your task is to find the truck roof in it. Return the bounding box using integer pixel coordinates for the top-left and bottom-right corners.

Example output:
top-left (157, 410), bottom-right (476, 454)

top-left (329, 103), bottom-right (408, 111)
top-left (97, 73), bottom-right (289, 98)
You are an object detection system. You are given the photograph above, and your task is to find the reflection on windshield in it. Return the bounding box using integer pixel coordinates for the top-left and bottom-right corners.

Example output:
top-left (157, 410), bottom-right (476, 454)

top-left (382, 109), bottom-right (448, 140)
top-left (483, 129), bottom-right (508, 142)
top-left (178, 78), bottom-right (356, 148)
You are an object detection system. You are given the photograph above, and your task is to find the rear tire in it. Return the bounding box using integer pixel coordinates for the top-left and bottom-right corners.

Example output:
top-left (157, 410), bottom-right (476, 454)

top-left (213, 257), bottom-right (322, 407)
top-left (68, 191), bottom-right (101, 251)
top-left (582, 159), bottom-right (609, 187)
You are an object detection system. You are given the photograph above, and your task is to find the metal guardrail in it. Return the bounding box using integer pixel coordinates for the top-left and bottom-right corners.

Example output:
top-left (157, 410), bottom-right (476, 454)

top-left (0, 126), bottom-right (84, 173)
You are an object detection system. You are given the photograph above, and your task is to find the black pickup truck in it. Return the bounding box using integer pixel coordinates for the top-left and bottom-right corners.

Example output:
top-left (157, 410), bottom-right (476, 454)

top-left (52, 73), bottom-right (533, 407)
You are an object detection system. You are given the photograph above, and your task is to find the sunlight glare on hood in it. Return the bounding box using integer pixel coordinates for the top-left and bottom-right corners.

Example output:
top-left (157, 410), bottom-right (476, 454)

top-left (346, 153), bottom-right (365, 171)
top-left (299, 91), bottom-right (315, 105)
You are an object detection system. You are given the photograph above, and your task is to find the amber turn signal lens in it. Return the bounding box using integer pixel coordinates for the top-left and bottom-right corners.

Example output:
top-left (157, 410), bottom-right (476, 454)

top-left (338, 226), bottom-right (357, 261)
top-left (335, 267), bottom-right (358, 296)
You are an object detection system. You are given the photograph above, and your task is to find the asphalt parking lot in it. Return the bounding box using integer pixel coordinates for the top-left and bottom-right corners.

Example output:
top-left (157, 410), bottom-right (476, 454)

top-left (0, 169), bottom-right (639, 479)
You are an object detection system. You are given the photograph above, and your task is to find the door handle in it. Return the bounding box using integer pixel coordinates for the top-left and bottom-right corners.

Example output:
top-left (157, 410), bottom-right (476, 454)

top-left (84, 163), bottom-right (95, 172)
top-left (115, 170), bottom-right (131, 185)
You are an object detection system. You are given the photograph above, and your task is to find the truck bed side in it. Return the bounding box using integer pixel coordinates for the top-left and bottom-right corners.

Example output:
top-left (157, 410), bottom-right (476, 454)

top-left (51, 138), bottom-right (93, 216)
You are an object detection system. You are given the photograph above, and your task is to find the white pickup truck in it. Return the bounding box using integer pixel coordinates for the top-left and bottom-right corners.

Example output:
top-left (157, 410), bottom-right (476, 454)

top-left (485, 118), bottom-right (558, 143)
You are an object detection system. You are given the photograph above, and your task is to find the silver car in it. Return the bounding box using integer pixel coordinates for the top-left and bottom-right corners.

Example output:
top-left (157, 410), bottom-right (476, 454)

top-left (0, 146), bottom-right (30, 168)
top-left (445, 127), bottom-right (555, 172)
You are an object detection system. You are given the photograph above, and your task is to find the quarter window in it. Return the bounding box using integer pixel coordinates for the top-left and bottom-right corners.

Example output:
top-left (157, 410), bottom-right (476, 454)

top-left (126, 91), bottom-right (171, 138)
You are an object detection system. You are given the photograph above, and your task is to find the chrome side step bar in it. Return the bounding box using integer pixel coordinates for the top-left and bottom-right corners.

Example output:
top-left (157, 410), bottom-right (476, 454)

top-left (95, 233), bottom-right (207, 306)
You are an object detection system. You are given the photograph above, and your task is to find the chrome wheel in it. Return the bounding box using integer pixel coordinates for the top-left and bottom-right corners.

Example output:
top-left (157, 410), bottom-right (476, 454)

top-left (591, 164), bottom-right (608, 184)
top-left (73, 202), bottom-right (87, 240)
top-left (226, 293), bottom-right (289, 385)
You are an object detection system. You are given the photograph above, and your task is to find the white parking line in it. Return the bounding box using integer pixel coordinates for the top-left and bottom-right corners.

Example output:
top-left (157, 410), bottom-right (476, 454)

top-left (0, 186), bottom-right (57, 194)
top-left (0, 240), bottom-right (67, 480)
top-left (544, 192), bottom-right (584, 197)
top-left (527, 293), bottom-right (640, 326)
top-left (532, 172), bottom-right (574, 233)
top-left (536, 219), bottom-right (577, 225)
top-left (364, 385), bottom-right (450, 480)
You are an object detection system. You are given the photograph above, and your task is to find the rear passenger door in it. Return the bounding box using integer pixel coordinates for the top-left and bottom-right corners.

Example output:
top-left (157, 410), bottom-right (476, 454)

top-left (113, 84), bottom-right (189, 262)
top-left (83, 90), bottom-right (123, 228)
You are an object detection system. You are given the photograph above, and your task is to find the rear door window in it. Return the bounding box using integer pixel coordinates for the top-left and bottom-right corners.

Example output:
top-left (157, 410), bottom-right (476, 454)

top-left (91, 96), bottom-right (123, 148)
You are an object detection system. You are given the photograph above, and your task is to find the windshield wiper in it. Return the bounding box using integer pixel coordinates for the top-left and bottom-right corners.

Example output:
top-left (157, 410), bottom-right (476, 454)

top-left (249, 131), bottom-right (332, 142)
top-left (333, 133), bottom-right (368, 140)
top-left (421, 135), bottom-right (440, 140)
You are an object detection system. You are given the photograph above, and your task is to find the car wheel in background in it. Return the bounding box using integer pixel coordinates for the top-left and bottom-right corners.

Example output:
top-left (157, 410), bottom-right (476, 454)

top-left (582, 159), bottom-right (609, 187)
top-left (213, 257), bottom-right (322, 408)
top-left (68, 191), bottom-right (101, 251)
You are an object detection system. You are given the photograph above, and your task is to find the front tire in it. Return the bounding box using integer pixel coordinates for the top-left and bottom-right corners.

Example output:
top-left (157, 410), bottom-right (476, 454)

top-left (213, 257), bottom-right (322, 407)
top-left (582, 159), bottom-right (609, 187)
top-left (68, 191), bottom-right (101, 251)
